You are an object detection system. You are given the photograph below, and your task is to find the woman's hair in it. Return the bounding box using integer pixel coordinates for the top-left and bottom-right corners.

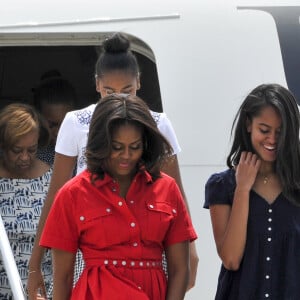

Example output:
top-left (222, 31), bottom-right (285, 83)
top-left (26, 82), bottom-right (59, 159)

top-left (85, 94), bottom-right (172, 181)
top-left (0, 103), bottom-right (50, 150)
top-left (227, 83), bottom-right (300, 205)
top-left (95, 32), bottom-right (140, 78)
top-left (33, 76), bottom-right (77, 111)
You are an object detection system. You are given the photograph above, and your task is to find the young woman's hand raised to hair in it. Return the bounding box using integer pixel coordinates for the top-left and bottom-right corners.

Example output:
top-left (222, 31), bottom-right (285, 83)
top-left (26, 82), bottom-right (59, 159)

top-left (235, 151), bottom-right (261, 193)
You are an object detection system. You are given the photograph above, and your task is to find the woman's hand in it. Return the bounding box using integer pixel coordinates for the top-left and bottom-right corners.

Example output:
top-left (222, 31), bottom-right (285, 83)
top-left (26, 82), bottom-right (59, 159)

top-left (235, 152), bottom-right (261, 192)
top-left (27, 269), bottom-right (47, 300)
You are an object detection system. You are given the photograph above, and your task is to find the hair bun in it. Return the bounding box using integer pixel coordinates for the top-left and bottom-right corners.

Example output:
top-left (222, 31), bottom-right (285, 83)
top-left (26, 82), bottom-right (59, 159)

top-left (103, 33), bottom-right (130, 53)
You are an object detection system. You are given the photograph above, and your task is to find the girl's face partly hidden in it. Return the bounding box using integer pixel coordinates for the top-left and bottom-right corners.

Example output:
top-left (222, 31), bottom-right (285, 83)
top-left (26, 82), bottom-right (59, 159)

top-left (106, 123), bottom-right (143, 182)
top-left (96, 71), bottom-right (140, 97)
top-left (247, 105), bottom-right (282, 163)
top-left (4, 129), bottom-right (39, 177)
top-left (41, 103), bottom-right (72, 145)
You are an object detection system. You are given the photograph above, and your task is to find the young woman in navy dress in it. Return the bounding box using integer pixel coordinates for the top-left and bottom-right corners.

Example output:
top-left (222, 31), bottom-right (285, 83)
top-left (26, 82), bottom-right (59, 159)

top-left (204, 83), bottom-right (300, 299)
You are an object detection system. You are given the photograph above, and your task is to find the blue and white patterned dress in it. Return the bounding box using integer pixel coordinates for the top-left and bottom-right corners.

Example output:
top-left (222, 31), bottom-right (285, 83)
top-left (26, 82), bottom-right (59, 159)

top-left (0, 168), bottom-right (53, 300)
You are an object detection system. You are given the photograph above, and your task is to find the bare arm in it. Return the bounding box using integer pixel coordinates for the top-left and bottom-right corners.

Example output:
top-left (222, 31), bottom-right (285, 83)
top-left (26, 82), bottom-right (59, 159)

top-left (210, 152), bottom-right (260, 270)
top-left (27, 153), bottom-right (77, 300)
top-left (52, 249), bottom-right (76, 300)
top-left (161, 154), bottom-right (199, 290)
top-left (165, 242), bottom-right (190, 300)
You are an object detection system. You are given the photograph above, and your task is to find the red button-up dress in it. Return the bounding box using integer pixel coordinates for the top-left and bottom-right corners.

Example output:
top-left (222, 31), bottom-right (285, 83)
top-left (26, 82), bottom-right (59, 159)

top-left (40, 170), bottom-right (197, 300)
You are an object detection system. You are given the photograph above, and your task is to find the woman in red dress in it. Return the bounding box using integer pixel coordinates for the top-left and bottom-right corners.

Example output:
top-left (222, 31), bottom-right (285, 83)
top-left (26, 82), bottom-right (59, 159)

top-left (40, 93), bottom-right (197, 300)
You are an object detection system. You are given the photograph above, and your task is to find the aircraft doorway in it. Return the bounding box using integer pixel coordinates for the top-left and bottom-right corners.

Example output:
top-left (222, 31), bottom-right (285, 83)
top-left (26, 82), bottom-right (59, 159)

top-left (0, 33), bottom-right (163, 112)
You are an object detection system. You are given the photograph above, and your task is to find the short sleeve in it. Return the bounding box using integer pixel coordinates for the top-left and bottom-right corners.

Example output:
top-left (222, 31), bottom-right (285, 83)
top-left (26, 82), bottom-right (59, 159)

top-left (55, 111), bottom-right (78, 157)
top-left (40, 186), bottom-right (79, 253)
top-left (164, 181), bottom-right (197, 247)
top-left (151, 111), bottom-right (181, 155)
top-left (204, 169), bottom-right (235, 209)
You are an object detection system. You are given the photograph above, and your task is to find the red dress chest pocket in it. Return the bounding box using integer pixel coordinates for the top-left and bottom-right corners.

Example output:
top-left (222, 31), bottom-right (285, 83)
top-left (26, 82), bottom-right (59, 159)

top-left (140, 201), bottom-right (177, 244)
top-left (77, 206), bottom-right (131, 249)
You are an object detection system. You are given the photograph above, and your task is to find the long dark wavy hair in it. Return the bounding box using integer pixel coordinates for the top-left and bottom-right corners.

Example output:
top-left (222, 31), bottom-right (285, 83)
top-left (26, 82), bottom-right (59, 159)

top-left (85, 94), bottom-right (173, 181)
top-left (227, 83), bottom-right (300, 206)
